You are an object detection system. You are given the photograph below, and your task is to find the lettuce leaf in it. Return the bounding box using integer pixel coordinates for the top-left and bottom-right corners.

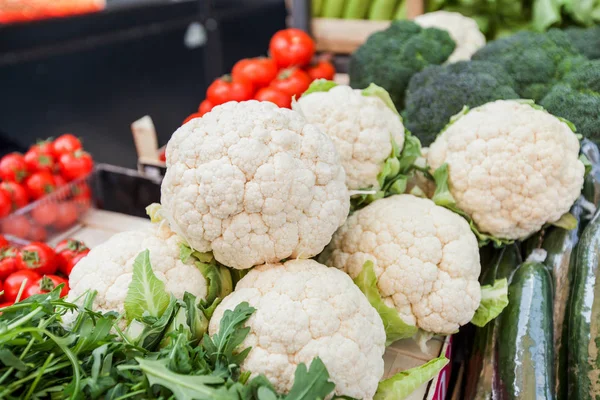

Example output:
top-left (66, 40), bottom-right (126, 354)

top-left (471, 278), bottom-right (509, 327)
top-left (374, 356), bottom-right (449, 400)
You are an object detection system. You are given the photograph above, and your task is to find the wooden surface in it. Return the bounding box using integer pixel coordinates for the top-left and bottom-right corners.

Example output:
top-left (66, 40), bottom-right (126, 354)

top-left (312, 18), bottom-right (390, 54)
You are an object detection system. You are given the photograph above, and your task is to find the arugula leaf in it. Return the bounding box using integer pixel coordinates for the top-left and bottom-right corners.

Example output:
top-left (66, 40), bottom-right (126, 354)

top-left (124, 250), bottom-right (171, 323)
top-left (374, 356), bottom-right (449, 400)
top-left (471, 278), bottom-right (509, 327)
top-left (353, 262), bottom-right (418, 345)
top-left (285, 357), bottom-right (336, 400)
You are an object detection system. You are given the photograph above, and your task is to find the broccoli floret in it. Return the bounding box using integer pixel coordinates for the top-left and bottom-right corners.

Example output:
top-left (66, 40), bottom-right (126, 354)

top-left (403, 61), bottom-right (520, 146)
top-left (541, 59), bottom-right (600, 143)
top-left (472, 30), bottom-right (581, 101)
top-left (561, 26), bottom-right (600, 60)
top-left (349, 20), bottom-right (455, 110)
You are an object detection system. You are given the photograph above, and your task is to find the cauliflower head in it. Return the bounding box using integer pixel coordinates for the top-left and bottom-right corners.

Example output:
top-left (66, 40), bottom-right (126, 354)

top-left (68, 223), bottom-right (211, 316)
top-left (208, 259), bottom-right (385, 400)
top-left (427, 100), bottom-right (585, 240)
top-left (320, 194), bottom-right (481, 334)
top-left (295, 84), bottom-right (405, 191)
top-left (414, 11), bottom-right (485, 63)
top-left (161, 101), bottom-right (350, 270)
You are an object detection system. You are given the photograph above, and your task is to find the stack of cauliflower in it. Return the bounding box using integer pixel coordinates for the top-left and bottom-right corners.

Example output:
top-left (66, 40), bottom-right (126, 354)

top-left (68, 87), bottom-right (585, 398)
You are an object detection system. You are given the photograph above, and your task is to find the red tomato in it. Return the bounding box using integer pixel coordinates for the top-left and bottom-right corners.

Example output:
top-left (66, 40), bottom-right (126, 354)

top-left (55, 238), bottom-right (88, 254)
top-left (4, 270), bottom-right (41, 302)
top-left (0, 247), bottom-right (19, 280)
top-left (0, 302), bottom-right (13, 310)
top-left (27, 225), bottom-right (47, 242)
top-left (269, 28), bottom-right (315, 68)
top-left (30, 139), bottom-right (55, 157)
top-left (24, 171), bottom-right (56, 200)
top-left (1, 216), bottom-right (30, 238)
top-left (254, 87), bottom-right (292, 108)
top-left (198, 99), bottom-right (214, 116)
top-left (0, 235), bottom-right (8, 250)
top-left (72, 182), bottom-right (91, 202)
top-left (306, 60), bottom-right (336, 81)
top-left (159, 149), bottom-right (166, 163)
top-left (53, 174), bottom-right (67, 187)
top-left (24, 147), bottom-right (55, 174)
top-left (0, 182), bottom-right (29, 210)
top-left (54, 202), bottom-right (79, 230)
top-left (183, 113), bottom-right (202, 125)
top-left (31, 202), bottom-right (58, 226)
top-left (0, 190), bottom-right (10, 218)
top-left (206, 76), bottom-right (255, 106)
top-left (270, 68), bottom-right (312, 98)
top-left (25, 275), bottom-right (69, 298)
top-left (232, 57), bottom-right (279, 89)
top-left (0, 153), bottom-right (28, 183)
top-left (58, 244), bottom-right (90, 276)
top-left (52, 134), bottom-right (82, 157)
top-left (58, 150), bottom-right (93, 181)
top-left (17, 242), bottom-right (57, 276)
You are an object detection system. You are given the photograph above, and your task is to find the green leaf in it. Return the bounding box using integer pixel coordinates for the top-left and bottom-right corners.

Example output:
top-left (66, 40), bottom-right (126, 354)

top-left (285, 357), bottom-right (336, 400)
top-left (183, 292), bottom-right (209, 345)
top-left (374, 356), bottom-right (449, 400)
top-left (124, 250), bottom-right (171, 323)
top-left (353, 262), bottom-right (417, 345)
top-left (0, 348), bottom-right (28, 371)
top-left (302, 79), bottom-right (338, 97)
top-left (195, 262), bottom-right (233, 308)
top-left (258, 386), bottom-right (278, 400)
top-left (471, 278), bottom-right (509, 327)
top-left (550, 212), bottom-right (578, 231)
top-left (532, 0), bottom-right (563, 31)
top-left (438, 106), bottom-right (469, 136)
top-left (145, 203), bottom-right (163, 223)
top-left (432, 164), bottom-right (514, 248)
top-left (136, 358), bottom-right (223, 400)
top-left (362, 83), bottom-right (400, 116)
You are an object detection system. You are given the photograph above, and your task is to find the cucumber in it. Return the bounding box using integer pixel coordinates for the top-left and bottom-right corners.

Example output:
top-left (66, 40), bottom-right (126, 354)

top-left (568, 209), bottom-right (600, 400)
top-left (343, 0), bottom-right (371, 19)
top-left (393, 0), bottom-right (407, 19)
top-left (321, 0), bottom-right (346, 18)
top-left (464, 244), bottom-right (521, 400)
top-left (497, 261), bottom-right (555, 400)
top-left (368, 0), bottom-right (398, 20)
top-left (312, 0), bottom-right (324, 17)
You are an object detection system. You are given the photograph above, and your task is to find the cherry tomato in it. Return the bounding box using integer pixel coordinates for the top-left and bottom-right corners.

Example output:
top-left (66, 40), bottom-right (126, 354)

top-left (1, 216), bottom-right (30, 238)
top-left (58, 150), bottom-right (93, 181)
top-left (25, 171), bottom-right (56, 200)
top-left (31, 202), bottom-right (58, 226)
top-left (0, 153), bottom-right (28, 183)
top-left (55, 238), bottom-right (88, 254)
top-left (183, 113), bottom-right (202, 125)
top-left (24, 147), bottom-right (55, 174)
top-left (159, 149), bottom-right (166, 163)
top-left (4, 270), bottom-right (41, 302)
top-left (198, 99), bottom-right (214, 116)
top-left (232, 57), bottom-right (278, 89)
top-left (270, 68), bottom-right (312, 98)
top-left (27, 225), bottom-right (47, 242)
top-left (17, 242), bottom-right (57, 276)
top-left (269, 28), bottom-right (315, 68)
top-left (0, 235), bottom-right (8, 250)
top-left (0, 247), bottom-right (19, 280)
top-left (72, 182), bottom-right (91, 202)
top-left (25, 275), bottom-right (69, 298)
top-left (0, 190), bottom-right (10, 218)
top-left (0, 302), bottom-right (13, 310)
top-left (254, 87), bottom-right (292, 108)
top-left (57, 240), bottom-right (89, 276)
top-left (53, 174), bottom-right (67, 187)
top-left (306, 60), bottom-right (336, 81)
top-left (30, 139), bottom-right (55, 157)
top-left (54, 202), bottom-right (79, 230)
top-left (52, 134), bottom-right (82, 157)
top-left (206, 76), bottom-right (255, 106)
top-left (0, 182), bottom-right (29, 210)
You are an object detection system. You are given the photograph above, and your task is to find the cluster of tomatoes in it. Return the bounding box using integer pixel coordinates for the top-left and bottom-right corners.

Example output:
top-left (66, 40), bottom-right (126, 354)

top-left (0, 0), bottom-right (105, 24)
top-left (0, 236), bottom-right (89, 307)
top-left (183, 28), bottom-right (334, 123)
top-left (0, 134), bottom-right (94, 241)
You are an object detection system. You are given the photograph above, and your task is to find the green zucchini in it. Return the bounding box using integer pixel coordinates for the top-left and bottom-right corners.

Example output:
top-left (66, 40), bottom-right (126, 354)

top-left (464, 244), bottom-right (521, 400)
top-left (368, 0), bottom-right (398, 20)
top-left (568, 209), bottom-right (600, 400)
top-left (497, 261), bottom-right (555, 400)
top-left (343, 0), bottom-right (371, 19)
top-left (321, 0), bottom-right (347, 18)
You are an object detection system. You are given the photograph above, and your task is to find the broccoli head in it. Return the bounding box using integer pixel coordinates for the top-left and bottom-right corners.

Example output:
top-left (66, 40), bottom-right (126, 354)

top-left (403, 61), bottom-right (520, 146)
top-left (349, 20), bottom-right (455, 110)
top-left (561, 26), bottom-right (600, 60)
top-left (472, 30), bottom-right (581, 101)
top-left (541, 59), bottom-right (600, 143)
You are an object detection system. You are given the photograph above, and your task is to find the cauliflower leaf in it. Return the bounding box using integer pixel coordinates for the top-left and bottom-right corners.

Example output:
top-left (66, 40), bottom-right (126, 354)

top-left (374, 356), bottom-right (449, 400)
top-left (302, 79), bottom-right (338, 97)
top-left (431, 163), bottom-right (515, 248)
top-left (471, 278), bottom-right (509, 328)
top-left (362, 83), bottom-right (401, 116)
top-left (353, 261), bottom-right (418, 345)
top-left (124, 250), bottom-right (171, 323)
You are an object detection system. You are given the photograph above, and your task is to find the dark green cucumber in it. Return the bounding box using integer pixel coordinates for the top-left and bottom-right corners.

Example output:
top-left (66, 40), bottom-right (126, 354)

top-left (568, 210), bottom-right (600, 400)
top-left (581, 139), bottom-right (600, 208)
top-left (497, 261), bottom-right (555, 400)
top-left (464, 244), bottom-right (522, 400)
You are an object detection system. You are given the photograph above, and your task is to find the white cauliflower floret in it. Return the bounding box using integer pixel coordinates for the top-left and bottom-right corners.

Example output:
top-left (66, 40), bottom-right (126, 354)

top-left (161, 101), bottom-right (350, 270)
top-left (428, 100), bottom-right (585, 240)
top-left (415, 11), bottom-right (485, 63)
top-left (320, 194), bottom-right (481, 334)
top-left (208, 259), bottom-right (385, 400)
top-left (295, 84), bottom-right (405, 190)
top-left (68, 223), bottom-right (208, 316)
